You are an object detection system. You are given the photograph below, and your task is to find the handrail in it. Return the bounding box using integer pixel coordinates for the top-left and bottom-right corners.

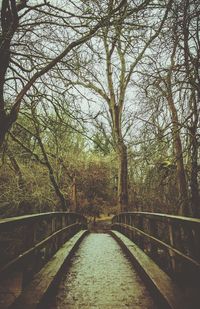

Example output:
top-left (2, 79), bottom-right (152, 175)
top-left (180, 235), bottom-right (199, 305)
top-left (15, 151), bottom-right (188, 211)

top-left (0, 212), bottom-right (87, 281)
top-left (0, 212), bottom-right (86, 228)
top-left (113, 211), bottom-right (200, 224)
top-left (112, 212), bottom-right (200, 280)
top-left (0, 223), bottom-right (81, 276)
top-left (114, 223), bottom-right (199, 267)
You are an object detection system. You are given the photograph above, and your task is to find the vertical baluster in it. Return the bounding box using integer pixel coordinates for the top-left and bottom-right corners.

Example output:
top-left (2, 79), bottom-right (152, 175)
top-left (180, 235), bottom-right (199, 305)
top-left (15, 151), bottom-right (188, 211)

top-left (51, 215), bottom-right (57, 254)
top-left (22, 220), bottom-right (37, 286)
top-left (116, 215), bottom-right (118, 232)
top-left (66, 214), bottom-right (69, 227)
top-left (138, 215), bottom-right (144, 250)
top-left (130, 215), bottom-right (134, 242)
top-left (124, 214), bottom-right (127, 236)
top-left (135, 214), bottom-right (140, 245)
top-left (168, 220), bottom-right (176, 275)
top-left (128, 214), bottom-right (131, 240)
top-left (46, 217), bottom-right (51, 259)
top-left (62, 214), bottom-right (65, 228)
top-left (149, 218), bottom-right (158, 261)
top-left (112, 215), bottom-right (115, 230)
top-left (123, 214), bottom-right (126, 234)
top-left (193, 224), bottom-right (200, 261)
top-left (51, 215), bottom-right (56, 233)
top-left (184, 223), bottom-right (198, 260)
top-left (65, 214), bottom-right (69, 241)
top-left (60, 214), bottom-right (64, 246)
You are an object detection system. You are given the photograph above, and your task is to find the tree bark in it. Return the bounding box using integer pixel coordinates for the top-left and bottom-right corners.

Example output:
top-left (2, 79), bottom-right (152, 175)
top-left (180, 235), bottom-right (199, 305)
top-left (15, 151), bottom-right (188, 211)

top-left (111, 104), bottom-right (129, 212)
top-left (190, 128), bottom-right (199, 217)
top-left (32, 113), bottom-right (68, 211)
top-left (7, 150), bottom-right (25, 189)
top-left (189, 94), bottom-right (199, 217)
top-left (117, 142), bottom-right (128, 211)
top-left (0, 0), bottom-right (127, 147)
top-left (182, 0), bottom-right (200, 217)
top-left (0, 0), bottom-right (27, 147)
top-left (0, 112), bottom-right (18, 147)
top-left (71, 175), bottom-right (78, 212)
top-left (38, 137), bottom-right (68, 211)
top-left (167, 92), bottom-right (189, 216)
top-left (162, 32), bottom-right (189, 216)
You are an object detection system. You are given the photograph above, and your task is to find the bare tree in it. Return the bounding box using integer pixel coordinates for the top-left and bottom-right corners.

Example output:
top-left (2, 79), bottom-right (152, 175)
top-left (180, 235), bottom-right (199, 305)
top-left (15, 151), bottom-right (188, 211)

top-left (132, 0), bottom-right (199, 216)
top-left (0, 0), bottom-right (127, 146)
top-left (63, 0), bottom-right (172, 211)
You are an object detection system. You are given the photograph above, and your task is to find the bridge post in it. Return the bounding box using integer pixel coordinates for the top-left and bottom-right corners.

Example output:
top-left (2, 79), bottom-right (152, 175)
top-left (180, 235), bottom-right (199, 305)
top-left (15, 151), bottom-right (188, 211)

top-left (51, 216), bottom-right (56, 233)
top-left (193, 225), bottom-right (200, 261)
top-left (127, 215), bottom-right (132, 240)
top-left (184, 224), bottom-right (200, 261)
top-left (168, 221), bottom-right (176, 273)
top-left (119, 215), bottom-right (121, 233)
top-left (51, 216), bottom-right (57, 255)
top-left (124, 214), bottom-right (127, 237)
top-left (149, 219), bottom-right (158, 261)
top-left (111, 212), bottom-right (200, 285)
top-left (22, 220), bottom-right (38, 287)
top-left (138, 215), bottom-right (144, 250)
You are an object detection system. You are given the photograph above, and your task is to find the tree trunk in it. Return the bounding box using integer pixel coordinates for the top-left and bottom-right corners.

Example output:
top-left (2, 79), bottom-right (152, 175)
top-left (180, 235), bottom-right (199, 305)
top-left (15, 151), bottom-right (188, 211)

top-left (117, 142), bottom-right (128, 212)
top-left (0, 123), bottom-right (8, 148)
top-left (0, 113), bottom-right (11, 148)
top-left (175, 136), bottom-right (188, 216)
top-left (189, 113), bottom-right (199, 217)
top-left (71, 175), bottom-right (78, 212)
top-left (112, 105), bottom-right (129, 212)
top-left (190, 134), bottom-right (199, 217)
top-left (33, 118), bottom-right (68, 211)
top-left (0, 110), bottom-right (18, 149)
top-left (7, 150), bottom-right (25, 189)
top-left (167, 94), bottom-right (189, 216)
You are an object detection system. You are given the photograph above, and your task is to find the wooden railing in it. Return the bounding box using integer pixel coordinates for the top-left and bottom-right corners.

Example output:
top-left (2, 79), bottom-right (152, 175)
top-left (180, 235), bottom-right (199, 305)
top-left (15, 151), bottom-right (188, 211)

top-left (112, 212), bottom-right (200, 281)
top-left (0, 212), bottom-right (87, 283)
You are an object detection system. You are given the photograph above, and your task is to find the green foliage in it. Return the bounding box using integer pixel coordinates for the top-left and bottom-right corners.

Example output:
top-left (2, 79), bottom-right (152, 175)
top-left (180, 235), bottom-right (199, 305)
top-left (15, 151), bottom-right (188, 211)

top-left (0, 161), bottom-right (56, 218)
top-left (0, 109), bottom-right (118, 218)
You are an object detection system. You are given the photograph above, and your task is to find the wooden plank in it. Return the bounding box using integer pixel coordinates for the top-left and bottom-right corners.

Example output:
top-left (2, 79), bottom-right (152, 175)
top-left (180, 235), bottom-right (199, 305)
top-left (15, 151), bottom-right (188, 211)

top-left (112, 223), bottom-right (200, 269)
top-left (9, 230), bottom-right (88, 309)
top-left (0, 212), bottom-right (86, 229)
top-left (0, 223), bottom-right (82, 277)
top-left (110, 230), bottom-right (190, 309)
top-left (115, 212), bottom-right (200, 224)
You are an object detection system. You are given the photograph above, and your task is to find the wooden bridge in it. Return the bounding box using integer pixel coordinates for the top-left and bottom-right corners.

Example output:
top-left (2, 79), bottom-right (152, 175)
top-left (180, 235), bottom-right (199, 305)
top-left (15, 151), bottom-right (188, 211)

top-left (0, 212), bottom-right (199, 308)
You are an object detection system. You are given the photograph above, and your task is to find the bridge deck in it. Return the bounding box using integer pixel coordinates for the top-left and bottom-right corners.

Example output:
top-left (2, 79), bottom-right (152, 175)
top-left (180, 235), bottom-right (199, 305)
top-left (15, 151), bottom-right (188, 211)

top-left (1, 213), bottom-right (198, 308)
top-left (48, 233), bottom-right (157, 309)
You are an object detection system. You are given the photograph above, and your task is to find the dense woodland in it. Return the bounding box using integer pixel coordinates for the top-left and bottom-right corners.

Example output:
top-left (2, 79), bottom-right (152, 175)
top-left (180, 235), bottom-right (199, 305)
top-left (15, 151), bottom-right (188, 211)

top-left (0, 0), bottom-right (199, 218)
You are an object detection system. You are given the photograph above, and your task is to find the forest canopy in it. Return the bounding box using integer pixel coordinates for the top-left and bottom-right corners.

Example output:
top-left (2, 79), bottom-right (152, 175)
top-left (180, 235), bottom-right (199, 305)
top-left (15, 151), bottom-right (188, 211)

top-left (0, 0), bottom-right (199, 218)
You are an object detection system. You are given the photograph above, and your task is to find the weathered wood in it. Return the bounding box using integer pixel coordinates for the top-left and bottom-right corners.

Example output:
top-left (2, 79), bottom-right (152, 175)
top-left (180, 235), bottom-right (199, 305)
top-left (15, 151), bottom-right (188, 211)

top-left (0, 212), bottom-right (86, 230)
top-left (0, 212), bottom-right (87, 308)
top-left (0, 213), bottom-right (87, 265)
top-left (0, 223), bottom-right (82, 277)
top-left (118, 211), bottom-right (200, 224)
top-left (112, 223), bottom-right (200, 270)
top-left (112, 212), bottom-right (200, 279)
top-left (9, 230), bottom-right (88, 309)
top-left (168, 221), bottom-right (176, 272)
top-left (110, 231), bottom-right (189, 309)
top-left (148, 218), bottom-right (158, 259)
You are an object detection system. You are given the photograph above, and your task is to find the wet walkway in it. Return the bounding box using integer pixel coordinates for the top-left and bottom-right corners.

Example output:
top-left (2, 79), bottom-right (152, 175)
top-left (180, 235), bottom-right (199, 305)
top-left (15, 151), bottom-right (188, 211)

top-left (49, 233), bottom-right (157, 309)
